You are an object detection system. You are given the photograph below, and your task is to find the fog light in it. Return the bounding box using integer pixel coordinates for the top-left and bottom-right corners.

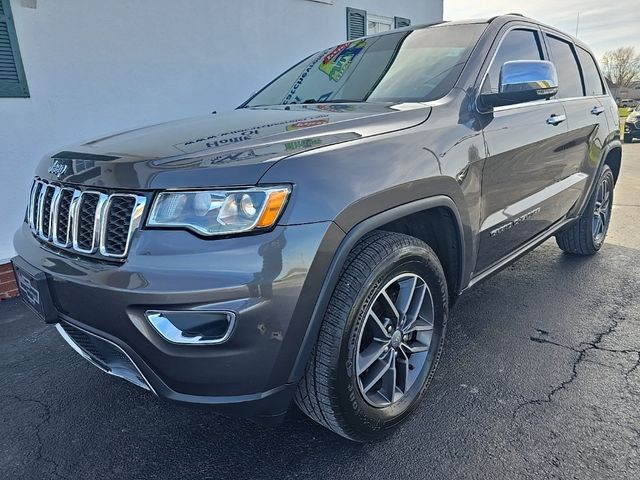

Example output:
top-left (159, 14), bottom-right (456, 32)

top-left (145, 310), bottom-right (236, 345)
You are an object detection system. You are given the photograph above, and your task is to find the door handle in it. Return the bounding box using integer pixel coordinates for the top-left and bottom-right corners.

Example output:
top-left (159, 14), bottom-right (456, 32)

top-left (547, 114), bottom-right (567, 126)
top-left (591, 106), bottom-right (605, 115)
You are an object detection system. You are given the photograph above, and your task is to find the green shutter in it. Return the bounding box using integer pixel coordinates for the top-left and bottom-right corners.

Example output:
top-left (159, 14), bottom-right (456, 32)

top-left (346, 7), bottom-right (366, 40)
top-left (394, 17), bottom-right (411, 29)
top-left (0, 0), bottom-right (29, 97)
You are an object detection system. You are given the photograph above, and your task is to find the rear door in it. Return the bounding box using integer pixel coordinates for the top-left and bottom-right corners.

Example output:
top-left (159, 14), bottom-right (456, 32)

top-left (542, 33), bottom-right (610, 207)
top-left (476, 27), bottom-right (573, 273)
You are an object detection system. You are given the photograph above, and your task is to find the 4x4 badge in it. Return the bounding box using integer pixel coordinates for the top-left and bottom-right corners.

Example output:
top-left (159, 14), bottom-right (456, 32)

top-left (48, 160), bottom-right (68, 178)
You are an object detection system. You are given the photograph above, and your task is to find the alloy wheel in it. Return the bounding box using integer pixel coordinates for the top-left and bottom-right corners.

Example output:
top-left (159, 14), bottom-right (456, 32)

top-left (355, 273), bottom-right (434, 407)
top-left (592, 176), bottom-right (612, 245)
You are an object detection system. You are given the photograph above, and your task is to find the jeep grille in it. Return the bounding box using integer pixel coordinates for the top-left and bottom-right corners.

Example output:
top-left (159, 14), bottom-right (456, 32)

top-left (27, 179), bottom-right (146, 259)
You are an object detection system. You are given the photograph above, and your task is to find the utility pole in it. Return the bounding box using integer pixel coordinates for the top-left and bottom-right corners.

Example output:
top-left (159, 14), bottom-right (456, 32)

top-left (575, 12), bottom-right (580, 37)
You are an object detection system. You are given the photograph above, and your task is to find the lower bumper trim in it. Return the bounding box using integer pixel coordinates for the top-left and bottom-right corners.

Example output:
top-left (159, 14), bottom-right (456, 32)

top-left (56, 321), bottom-right (156, 394)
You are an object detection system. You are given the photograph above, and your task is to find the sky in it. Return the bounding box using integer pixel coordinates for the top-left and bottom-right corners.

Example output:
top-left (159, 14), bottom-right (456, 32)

top-left (445, 0), bottom-right (640, 60)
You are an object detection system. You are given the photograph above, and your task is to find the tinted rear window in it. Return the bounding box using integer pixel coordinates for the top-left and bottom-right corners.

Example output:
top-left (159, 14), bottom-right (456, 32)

top-left (577, 47), bottom-right (605, 96)
top-left (547, 35), bottom-right (584, 98)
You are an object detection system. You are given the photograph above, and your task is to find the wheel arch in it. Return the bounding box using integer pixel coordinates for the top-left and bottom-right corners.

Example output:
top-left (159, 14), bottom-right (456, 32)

top-left (575, 139), bottom-right (622, 217)
top-left (604, 145), bottom-right (622, 184)
top-left (288, 195), bottom-right (468, 384)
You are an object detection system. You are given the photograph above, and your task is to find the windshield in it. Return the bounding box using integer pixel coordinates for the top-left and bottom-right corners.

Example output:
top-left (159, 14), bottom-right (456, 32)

top-left (244, 24), bottom-right (486, 107)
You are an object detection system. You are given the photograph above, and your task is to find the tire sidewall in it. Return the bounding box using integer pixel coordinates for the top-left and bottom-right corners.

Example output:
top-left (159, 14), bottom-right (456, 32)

top-left (335, 244), bottom-right (448, 438)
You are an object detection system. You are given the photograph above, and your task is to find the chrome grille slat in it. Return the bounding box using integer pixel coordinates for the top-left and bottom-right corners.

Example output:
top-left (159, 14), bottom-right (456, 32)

top-left (28, 179), bottom-right (146, 259)
top-left (73, 191), bottom-right (105, 253)
top-left (52, 188), bottom-right (75, 247)
top-left (99, 194), bottom-right (146, 259)
top-left (36, 183), bottom-right (50, 239)
top-left (40, 186), bottom-right (58, 240)
top-left (27, 180), bottom-right (40, 230)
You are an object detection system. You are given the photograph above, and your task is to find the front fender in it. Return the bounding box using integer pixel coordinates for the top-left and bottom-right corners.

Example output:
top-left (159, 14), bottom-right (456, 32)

top-left (285, 194), bottom-right (469, 385)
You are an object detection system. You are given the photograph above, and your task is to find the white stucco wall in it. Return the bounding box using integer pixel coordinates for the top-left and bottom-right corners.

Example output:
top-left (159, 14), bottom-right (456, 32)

top-left (0, 0), bottom-right (442, 262)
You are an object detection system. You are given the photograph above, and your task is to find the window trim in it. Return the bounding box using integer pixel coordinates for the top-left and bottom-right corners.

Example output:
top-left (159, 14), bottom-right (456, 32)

top-left (0, 0), bottom-right (29, 98)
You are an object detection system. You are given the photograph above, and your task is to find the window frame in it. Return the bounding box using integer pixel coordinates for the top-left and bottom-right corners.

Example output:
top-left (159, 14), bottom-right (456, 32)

top-left (475, 22), bottom-right (549, 107)
top-left (0, 0), bottom-right (29, 98)
top-left (544, 33), bottom-right (586, 99)
top-left (475, 22), bottom-right (613, 113)
top-left (479, 26), bottom-right (546, 96)
top-left (575, 45), bottom-right (607, 98)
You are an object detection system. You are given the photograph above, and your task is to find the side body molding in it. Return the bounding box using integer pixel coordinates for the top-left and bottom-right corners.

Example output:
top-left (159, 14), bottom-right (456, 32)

top-left (288, 195), bottom-right (466, 384)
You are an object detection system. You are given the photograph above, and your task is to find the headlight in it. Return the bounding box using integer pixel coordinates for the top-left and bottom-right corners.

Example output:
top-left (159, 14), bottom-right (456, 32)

top-left (147, 186), bottom-right (291, 236)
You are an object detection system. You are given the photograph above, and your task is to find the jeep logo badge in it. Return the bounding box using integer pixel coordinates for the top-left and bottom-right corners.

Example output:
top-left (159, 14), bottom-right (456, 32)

top-left (48, 160), bottom-right (68, 178)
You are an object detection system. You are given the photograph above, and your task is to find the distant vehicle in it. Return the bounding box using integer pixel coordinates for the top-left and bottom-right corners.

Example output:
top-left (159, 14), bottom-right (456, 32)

top-left (619, 99), bottom-right (637, 108)
top-left (624, 104), bottom-right (640, 142)
top-left (13, 14), bottom-right (622, 442)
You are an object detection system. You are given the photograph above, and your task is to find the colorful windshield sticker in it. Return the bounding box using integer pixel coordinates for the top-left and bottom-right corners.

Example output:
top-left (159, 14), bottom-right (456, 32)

top-left (319, 40), bottom-right (366, 82)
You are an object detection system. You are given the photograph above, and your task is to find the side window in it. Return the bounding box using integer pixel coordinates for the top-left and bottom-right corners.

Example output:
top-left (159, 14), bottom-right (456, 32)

top-left (483, 29), bottom-right (544, 94)
top-left (577, 47), bottom-right (606, 96)
top-left (547, 35), bottom-right (584, 98)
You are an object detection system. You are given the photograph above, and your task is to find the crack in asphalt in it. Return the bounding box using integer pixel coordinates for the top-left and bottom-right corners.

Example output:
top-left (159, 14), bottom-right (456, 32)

top-left (0, 394), bottom-right (68, 480)
top-left (514, 284), bottom-right (637, 417)
top-left (627, 352), bottom-right (640, 377)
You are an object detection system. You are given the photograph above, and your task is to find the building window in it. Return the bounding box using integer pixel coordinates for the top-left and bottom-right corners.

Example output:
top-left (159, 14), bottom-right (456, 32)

top-left (346, 7), bottom-right (411, 40)
top-left (0, 0), bottom-right (29, 98)
top-left (368, 14), bottom-right (393, 34)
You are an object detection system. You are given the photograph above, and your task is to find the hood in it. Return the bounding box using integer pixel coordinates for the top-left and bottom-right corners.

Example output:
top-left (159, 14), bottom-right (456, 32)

top-left (627, 111), bottom-right (640, 122)
top-left (36, 103), bottom-right (431, 189)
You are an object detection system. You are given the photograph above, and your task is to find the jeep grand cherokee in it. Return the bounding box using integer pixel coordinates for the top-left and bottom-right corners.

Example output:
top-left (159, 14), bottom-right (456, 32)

top-left (13, 15), bottom-right (622, 441)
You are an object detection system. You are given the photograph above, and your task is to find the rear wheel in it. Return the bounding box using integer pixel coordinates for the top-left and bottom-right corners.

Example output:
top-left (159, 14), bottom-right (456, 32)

top-left (556, 165), bottom-right (614, 255)
top-left (294, 231), bottom-right (448, 442)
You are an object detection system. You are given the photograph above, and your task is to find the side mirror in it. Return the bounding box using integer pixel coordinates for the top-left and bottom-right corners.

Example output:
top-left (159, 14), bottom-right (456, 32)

top-left (480, 60), bottom-right (559, 109)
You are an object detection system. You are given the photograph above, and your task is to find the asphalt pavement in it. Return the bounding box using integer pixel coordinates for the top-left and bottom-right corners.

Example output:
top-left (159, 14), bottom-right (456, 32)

top-left (1, 144), bottom-right (640, 480)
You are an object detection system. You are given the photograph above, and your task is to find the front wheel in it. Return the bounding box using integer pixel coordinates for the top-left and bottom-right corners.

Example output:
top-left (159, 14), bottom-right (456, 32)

top-left (624, 134), bottom-right (632, 143)
top-left (294, 231), bottom-right (448, 442)
top-left (556, 165), bottom-right (614, 255)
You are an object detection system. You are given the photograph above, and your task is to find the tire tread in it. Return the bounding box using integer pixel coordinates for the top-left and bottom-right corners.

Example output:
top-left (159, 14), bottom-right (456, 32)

top-left (294, 231), bottom-right (445, 441)
top-left (556, 165), bottom-right (613, 255)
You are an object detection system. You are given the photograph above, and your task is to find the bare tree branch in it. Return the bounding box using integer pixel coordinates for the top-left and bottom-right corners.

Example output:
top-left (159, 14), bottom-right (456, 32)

top-left (602, 47), bottom-right (640, 93)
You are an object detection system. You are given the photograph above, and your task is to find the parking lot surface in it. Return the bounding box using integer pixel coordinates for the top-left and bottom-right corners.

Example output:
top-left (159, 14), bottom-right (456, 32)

top-left (1, 144), bottom-right (639, 480)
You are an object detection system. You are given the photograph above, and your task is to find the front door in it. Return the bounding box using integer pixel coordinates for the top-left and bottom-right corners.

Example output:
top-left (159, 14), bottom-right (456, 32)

top-left (475, 27), bottom-right (578, 274)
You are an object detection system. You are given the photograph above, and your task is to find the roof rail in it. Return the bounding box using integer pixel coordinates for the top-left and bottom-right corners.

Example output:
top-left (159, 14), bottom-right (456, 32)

top-left (489, 13), bottom-right (526, 22)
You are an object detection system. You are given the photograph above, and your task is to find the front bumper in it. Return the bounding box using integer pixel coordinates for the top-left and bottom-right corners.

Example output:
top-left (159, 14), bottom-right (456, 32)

top-left (624, 120), bottom-right (640, 139)
top-left (14, 221), bottom-right (344, 417)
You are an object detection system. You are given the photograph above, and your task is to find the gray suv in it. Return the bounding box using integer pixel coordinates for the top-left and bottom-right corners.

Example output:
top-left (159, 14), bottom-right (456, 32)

top-left (13, 15), bottom-right (621, 441)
